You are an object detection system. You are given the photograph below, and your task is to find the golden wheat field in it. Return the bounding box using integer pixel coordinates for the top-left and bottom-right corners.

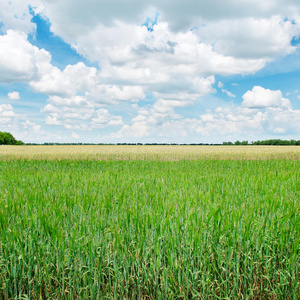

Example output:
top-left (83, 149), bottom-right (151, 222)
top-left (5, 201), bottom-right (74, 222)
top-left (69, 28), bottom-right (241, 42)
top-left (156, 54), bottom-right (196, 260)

top-left (0, 145), bottom-right (300, 160)
top-left (0, 145), bottom-right (300, 161)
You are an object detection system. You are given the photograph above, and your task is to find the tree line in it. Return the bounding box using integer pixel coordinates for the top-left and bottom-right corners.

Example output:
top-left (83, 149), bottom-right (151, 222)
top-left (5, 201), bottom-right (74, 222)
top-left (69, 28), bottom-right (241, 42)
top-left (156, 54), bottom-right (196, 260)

top-left (0, 131), bottom-right (24, 145)
top-left (223, 139), bottom-right (300, 145)
top-left (1, 130), bottom-right (299, 146)
top-left (28, 140), bottom-right (300, 146)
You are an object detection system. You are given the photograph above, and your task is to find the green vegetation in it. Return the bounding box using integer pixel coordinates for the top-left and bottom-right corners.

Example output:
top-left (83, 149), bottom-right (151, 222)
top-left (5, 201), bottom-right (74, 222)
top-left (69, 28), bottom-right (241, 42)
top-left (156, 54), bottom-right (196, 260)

top-left (0, 159), bottom-right (299, 299)
top-left (27, 139), bottom-right (300, 146)
top-left (223, 139), bottom-right (300, 145)
top-left (0, 131), bottom-right (24, 145)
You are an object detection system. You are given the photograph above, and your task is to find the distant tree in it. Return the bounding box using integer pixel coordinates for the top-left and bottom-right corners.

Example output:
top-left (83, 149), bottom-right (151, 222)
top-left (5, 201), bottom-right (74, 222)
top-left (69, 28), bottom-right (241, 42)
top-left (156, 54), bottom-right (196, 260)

top-left (0, 131), bottom-right (24, 145)
top-left (223, 139), bottom-right (300, 146)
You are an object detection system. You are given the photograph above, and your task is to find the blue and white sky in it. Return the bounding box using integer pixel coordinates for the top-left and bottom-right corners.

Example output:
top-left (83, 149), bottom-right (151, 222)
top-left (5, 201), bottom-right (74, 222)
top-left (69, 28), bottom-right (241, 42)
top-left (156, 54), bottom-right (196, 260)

top-left (1, 0), bottom-right (300, 143)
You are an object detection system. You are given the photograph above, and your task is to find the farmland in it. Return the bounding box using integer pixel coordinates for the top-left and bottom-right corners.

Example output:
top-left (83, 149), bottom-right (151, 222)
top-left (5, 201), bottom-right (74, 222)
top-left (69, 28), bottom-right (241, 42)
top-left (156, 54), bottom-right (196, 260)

top-left (0, 146), bottom-right (299, 299)
top-left (1, 145), bottom-right (300, 160)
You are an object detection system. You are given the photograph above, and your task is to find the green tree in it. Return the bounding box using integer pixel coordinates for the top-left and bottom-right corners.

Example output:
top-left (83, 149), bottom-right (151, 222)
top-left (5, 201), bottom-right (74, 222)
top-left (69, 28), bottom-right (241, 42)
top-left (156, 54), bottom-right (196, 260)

top-left (0, 131), bottom-right (24, 145)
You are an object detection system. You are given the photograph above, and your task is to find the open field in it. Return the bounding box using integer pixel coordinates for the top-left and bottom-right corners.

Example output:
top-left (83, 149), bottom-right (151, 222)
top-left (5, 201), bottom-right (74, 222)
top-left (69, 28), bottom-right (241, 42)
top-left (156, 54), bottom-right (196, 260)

top-left (0, 158), bottom-right (299, 299)
top-left (0, 145), bottom-right (300, 160)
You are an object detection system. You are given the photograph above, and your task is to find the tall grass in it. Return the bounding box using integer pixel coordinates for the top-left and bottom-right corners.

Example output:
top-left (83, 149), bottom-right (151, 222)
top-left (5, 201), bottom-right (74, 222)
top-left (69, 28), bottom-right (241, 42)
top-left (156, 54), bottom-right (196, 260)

top-left (0, 160), bottom-right (299, 299)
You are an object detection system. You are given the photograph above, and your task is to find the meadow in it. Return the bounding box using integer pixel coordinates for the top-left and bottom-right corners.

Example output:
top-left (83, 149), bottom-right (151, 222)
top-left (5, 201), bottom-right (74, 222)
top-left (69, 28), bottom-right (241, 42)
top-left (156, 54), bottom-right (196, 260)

top-left (0, 146), bottom-right (299, 299)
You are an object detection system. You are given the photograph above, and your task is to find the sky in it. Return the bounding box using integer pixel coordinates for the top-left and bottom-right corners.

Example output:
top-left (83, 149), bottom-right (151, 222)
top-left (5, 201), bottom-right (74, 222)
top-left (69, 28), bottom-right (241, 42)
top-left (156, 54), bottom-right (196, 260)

top-left (1, 0), bottom-right (300, 144)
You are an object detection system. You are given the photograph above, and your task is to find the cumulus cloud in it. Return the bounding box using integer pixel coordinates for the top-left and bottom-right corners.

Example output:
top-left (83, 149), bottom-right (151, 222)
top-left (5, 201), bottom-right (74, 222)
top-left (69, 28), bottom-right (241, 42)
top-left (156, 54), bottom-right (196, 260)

top-left (0, 104), bottom-right (17, 125)
top-left (71, 132), bottom-right (79, 139)
top-left (0, 30), bottom-right (48, 83)
top-left (106, 86), bottom-right (300, 142)
top-left (40, 0), bottom-right (300, 37)
top-left (30, 62), bottom-right (98, 97)
top-left (42, 95), bottom-right (124, 131)
top-left (195, 16), bottom-right (300, 59)
top-left (45, 113), bottom-right (61, 126)
top-left (110, 99), bottom-right (187, 139)
top-left (77, 21), bottom-right (266, 82)
top-left (0, 0), bottom-right (41, 34)
top-left (92, 109), bottom-right (123, 128)
top-left (33, 0), bottom-right (300, 108)
top-left (198, 106), bottom-right (267, 136)
top-left (47, 95), bottom-right (93, 108)
top-left (42, 95), bottom-right (95, 128)
top-left (242, 86), bottom-right (292, 109)
top-left (23, 120), bottom-right (42, 133)
top-left (87, 84), bottom-right (145, 104)
top-left (265, 107), bottom-right (300, 133)
top-left (7, 92), bottom-right (20, 100)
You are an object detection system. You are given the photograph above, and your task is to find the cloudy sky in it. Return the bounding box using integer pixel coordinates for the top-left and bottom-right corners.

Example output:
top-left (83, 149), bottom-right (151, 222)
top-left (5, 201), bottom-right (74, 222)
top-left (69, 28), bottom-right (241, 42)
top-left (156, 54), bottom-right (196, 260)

top-left (1, 0), bottom-right (300, 143)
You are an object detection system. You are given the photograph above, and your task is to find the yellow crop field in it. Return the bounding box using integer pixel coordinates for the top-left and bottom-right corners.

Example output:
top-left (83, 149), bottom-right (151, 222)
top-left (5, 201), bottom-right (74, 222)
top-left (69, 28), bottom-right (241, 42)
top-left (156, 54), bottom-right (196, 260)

top-left (0, 144), bottom-right (300, 160)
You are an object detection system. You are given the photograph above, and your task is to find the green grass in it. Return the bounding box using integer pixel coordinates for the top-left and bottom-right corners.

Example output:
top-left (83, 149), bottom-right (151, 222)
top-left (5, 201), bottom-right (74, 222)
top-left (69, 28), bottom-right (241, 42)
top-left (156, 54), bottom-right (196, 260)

top-left (0, 160), bottom-right (299, 299)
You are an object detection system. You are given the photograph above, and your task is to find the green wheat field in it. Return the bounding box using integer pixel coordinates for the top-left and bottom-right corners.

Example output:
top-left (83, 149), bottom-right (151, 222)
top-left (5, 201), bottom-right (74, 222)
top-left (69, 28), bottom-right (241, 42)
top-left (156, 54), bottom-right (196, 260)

top-left (0, 146), bottom-right (299, 299)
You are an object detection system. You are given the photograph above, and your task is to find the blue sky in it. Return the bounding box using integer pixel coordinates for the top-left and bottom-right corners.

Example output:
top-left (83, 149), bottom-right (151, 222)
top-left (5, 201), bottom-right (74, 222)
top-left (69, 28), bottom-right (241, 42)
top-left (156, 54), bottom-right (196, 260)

top-left (1, 0), bottom-right (300, 143)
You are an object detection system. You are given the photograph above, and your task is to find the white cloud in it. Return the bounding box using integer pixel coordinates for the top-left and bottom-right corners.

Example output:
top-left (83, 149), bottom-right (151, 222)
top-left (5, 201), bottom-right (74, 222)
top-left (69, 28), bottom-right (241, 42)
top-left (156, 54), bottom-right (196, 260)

top-left (106, 86), bottom-right (300, 142)
top-left (30, 62), bottom-right (97, 97)
top-left (0, 30), bottom-right (49, 83)
top-left (87, 84), bottom-right (145, 104)
top-left (7, 91), bottom-right (20, 100)
top-left (91, 109), bottom-right (123, 128)
top-left (40, 0), bottom-right (300, 37)
top-left (264, 107), bottom-right (300, 133)
top-left (45, 113), bottom-right (62, 126)
top-left (71, 132), bottom-right (79, 139)
top-left (222, 89), bottom-right (236, 98)
top-left (47, 95), bottom-right (93, 108)
top-left (192, 76), bottom-right (216, 95)
top-left (42, 95), bottom-right (124, 130)
top-left (78, 21), bottom-right (266, 83)
top-left (195, 16), bottom-right (300, 59)
top-left (242, 86), bottom-right (291, 109)
top-left (218, 81), bottom-right (224, 88)
top-left (0, 0), bottom-right (42, 34)
top-left (197, 106), bottom-right (267, 136)
top-left (32, 1), bottom-right (299, 108)
top-left (111, 99), bottom-right (186, 139)
top-left (0, 104), bottom-right (17, 125)
top-left (42, 95), bottom-right (96, 128)
top-left (152, 93), bottom-right (199, 106)
top-left (0, 104), bottom-right (16, 117)
top-left (58, 20), bottom-right (266, 114)
top-left (23, 120), bottom-right (42, 133)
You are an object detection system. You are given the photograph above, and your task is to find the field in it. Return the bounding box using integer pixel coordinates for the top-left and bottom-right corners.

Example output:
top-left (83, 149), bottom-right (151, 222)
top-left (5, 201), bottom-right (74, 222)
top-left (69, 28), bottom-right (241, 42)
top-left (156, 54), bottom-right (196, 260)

top-left (1, 145), bottom-right (300, 160)
top-left (0, 146), bottom-right (299, 299)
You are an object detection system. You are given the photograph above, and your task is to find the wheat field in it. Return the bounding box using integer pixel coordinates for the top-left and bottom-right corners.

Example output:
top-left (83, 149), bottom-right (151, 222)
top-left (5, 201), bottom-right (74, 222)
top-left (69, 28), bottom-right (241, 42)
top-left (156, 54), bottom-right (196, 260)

top-left (0, 145), bottom-right (300, 160)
